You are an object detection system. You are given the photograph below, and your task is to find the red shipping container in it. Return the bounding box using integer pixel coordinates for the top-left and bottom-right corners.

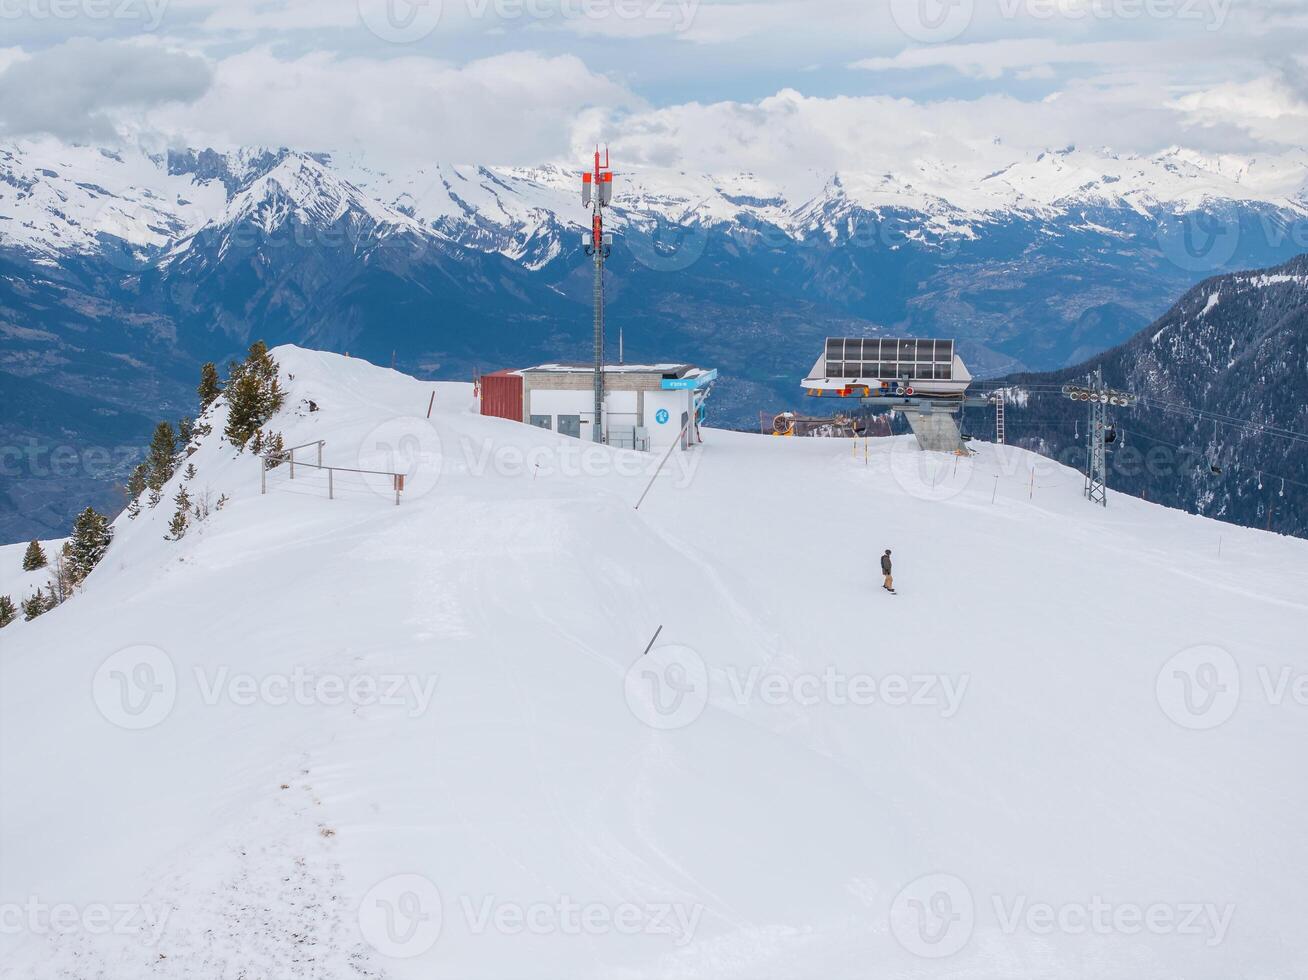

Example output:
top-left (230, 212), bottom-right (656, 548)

top-left (480, 369), bottom-right (523, 422)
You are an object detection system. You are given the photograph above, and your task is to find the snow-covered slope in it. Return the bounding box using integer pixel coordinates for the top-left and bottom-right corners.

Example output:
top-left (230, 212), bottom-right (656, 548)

top-left (3, 347), bottom-right (1306, 978)
top-left (0, 535), bottom-right (66, 614)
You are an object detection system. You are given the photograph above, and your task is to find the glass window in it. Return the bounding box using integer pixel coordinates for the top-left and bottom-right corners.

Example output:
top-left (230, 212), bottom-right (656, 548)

top-left (827, 362), bottom-right (844, 377)
top-left (898, 339), bottom-right (916, 359)
top-left (826, 339), bottom-right (843, 361)
top-left (935, 341), bottom-right (953, 362)
top-left (916, 345), bottom-right (933, 362)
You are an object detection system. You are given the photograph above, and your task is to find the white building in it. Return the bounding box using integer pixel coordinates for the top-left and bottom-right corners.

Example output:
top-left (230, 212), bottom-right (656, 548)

top-left (480, 363), bottom-right (717, 451)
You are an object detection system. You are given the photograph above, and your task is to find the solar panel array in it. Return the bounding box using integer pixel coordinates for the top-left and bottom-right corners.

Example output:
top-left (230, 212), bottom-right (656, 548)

top-left (824, 338), bottom-right (955, 381)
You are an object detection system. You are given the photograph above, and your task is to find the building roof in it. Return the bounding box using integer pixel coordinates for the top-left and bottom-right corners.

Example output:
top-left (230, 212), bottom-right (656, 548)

top-left (519, 363), bottom-right (705, 377)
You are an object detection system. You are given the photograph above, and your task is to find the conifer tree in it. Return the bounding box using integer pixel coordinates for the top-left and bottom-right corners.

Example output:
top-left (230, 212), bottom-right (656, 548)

top-left (126, 462), bottom-right (147, 519)
top-left (223, 341), bottom-right (284, 449)
top-left (184, 462), bottom-right (197, 481)
top-left (263, 431), bottom-right (285, 468)
top-left (166, 486), bottom-right (191, 541)
top-left (0, 594), bottom-right (14, 628)
top-left (146, 421), bottom-right (178, 491)
top-left (178, 416), bottom-right (194, 446)
top-left (223, 368), bottom-right (262, 449)
top-left (21, 592), bottom-right (47, 621)
top-left (68, 507), bottom-right (113, 582)
top-left (48, 546), bottom-right (78, 603)
top-left (198, 361), bottom-right (222, 410)
top-left (22, 539), bottom-right (47, 571)
top-left (126, 462), bottom-right (147, 500)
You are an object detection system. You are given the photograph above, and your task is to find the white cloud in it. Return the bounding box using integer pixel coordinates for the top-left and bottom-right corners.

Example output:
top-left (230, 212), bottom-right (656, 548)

top-left (0, 39), bottom-right (210, 141)
top-left (145, 48), bottom-right (641, 167)
top-left (1172, 74), bottom-right (1308, 146)
top-left (852, 38), bottom-right (1152, 79)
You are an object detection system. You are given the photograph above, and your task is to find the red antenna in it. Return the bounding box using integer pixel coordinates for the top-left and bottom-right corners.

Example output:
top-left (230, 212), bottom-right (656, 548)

top-left (581, 146), bottom-right (614, 443)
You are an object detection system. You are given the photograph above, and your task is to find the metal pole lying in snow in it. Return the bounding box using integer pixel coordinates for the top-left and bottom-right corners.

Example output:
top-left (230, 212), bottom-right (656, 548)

top-left (634, 416), bottom-right (694, 511)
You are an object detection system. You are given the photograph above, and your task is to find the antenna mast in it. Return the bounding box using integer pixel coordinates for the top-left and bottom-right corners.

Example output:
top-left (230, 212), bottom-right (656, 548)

top-left (581, 147), bottom-right (613, 443)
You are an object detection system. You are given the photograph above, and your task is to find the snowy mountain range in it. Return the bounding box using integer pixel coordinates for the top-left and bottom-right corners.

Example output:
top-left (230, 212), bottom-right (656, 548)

top-left (5, 138), bottom-right (1307, 263)
top-left (4, 345), bottom-right (1308, 979)
top-left (2, 136), bottom-right (1307, 542)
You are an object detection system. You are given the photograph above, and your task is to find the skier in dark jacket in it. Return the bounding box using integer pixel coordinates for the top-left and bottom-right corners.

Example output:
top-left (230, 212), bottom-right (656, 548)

top-left (881, 549), bottom-right (894, 593)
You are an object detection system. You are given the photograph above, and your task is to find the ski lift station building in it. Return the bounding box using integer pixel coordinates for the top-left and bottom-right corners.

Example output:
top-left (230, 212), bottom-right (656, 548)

top-left (480, 363), bottom-right (717, 452)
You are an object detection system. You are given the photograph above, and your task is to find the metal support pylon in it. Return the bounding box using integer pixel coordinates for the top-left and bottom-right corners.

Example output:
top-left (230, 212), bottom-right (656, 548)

top-left (1085, 368), bottom-right (1108, 507)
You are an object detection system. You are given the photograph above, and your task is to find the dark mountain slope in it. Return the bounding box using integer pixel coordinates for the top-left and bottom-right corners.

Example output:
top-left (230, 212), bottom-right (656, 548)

top-left (986, 254), bottom-right (1308, 537)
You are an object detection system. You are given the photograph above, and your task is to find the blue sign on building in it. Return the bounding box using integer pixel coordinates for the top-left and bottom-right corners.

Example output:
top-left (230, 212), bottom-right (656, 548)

top-left (660, 369), bottom-right (718, 390)
top-left (655, 408), bottom-right (670, 425)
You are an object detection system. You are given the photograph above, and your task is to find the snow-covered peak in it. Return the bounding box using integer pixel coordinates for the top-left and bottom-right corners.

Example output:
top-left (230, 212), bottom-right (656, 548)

top-left (204, 153), bottom-right (424, 237)
top-left (3, 139), bottom-right (1307, 264)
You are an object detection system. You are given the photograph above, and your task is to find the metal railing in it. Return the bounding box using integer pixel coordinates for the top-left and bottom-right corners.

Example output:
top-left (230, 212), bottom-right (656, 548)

top-left (261, 439), bottom-right (406, 505)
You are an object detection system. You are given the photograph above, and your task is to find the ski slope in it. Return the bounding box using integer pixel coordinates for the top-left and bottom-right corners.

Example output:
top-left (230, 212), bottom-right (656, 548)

top-left (2, 347), bottom-right (1306, 979)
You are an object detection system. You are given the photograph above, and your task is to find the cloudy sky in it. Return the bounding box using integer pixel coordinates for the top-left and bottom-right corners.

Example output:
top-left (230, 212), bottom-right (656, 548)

top-left (0, 0), bottom-right (1305, 175)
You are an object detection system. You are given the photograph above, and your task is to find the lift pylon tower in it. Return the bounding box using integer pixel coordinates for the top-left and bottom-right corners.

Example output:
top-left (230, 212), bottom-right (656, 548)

top-left (582, 147), bottom-right (614, 443)
top-left (1063, 369), bottom-right (1137, 507)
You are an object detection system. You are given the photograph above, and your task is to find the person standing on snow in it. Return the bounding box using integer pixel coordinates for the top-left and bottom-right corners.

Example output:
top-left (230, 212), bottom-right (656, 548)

top-left (881, 549), bottom-right (895, 593)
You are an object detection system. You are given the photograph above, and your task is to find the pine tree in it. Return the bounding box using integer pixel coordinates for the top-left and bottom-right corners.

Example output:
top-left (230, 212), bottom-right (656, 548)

top-left (0, 595), bottom-right (15, 628)
top-left (166, 486), bottom-right (191, 541)
top-left (48, 546), bottom-right (78, 603)
top-left (184, 462), bottom-right (197, 481)
top-left (263, 431), bottom-right (285, 469)
top-left (223, 368), bottom-right (262, 449)
top-left (178, 416), bottom-right (194, 446)
top-left (126, 462), bottom-right (147, 500)
top-left (148, 489), bottom-right (162, 509)
top-left (223, 342), bottom-right (284, 449)
top-left (22, 539), bottom-right (47, 571)
top-left (198, 361), bottom-right (222, 411)
top-left (68, 507), bottom-right (113, 582)
top-left (126, 461), bottom-right (147, 519)
top-left (146, 421), bottom-right (178, 491)
top-left (250, 428), bottom-right (264, 456)
top-left (21, 592), bottom-right (47, 621)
